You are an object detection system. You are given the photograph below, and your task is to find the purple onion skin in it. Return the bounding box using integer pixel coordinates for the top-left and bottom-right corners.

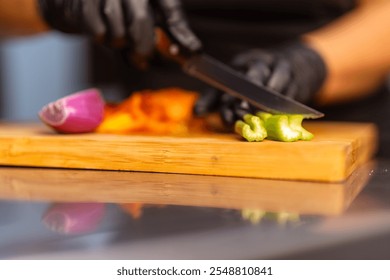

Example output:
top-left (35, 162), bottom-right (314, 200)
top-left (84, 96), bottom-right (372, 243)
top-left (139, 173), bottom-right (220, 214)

top-left (39, 88), bottom-right (105, 134)
top-left (42, 203), bottom-right (106, 235)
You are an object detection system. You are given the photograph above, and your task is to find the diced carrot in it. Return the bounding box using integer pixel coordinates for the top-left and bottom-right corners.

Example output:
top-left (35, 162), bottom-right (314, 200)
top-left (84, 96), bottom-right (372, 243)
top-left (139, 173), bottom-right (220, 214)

top-left (96, 113), bottom-right (143, 133)
top-left (97, 87), bottom-right (201, 135)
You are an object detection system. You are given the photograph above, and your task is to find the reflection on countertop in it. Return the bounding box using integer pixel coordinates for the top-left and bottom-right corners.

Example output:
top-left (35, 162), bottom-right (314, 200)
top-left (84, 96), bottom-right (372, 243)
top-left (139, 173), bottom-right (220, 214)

top-left (0, 160), bottom-right (375, 215)
top-left (0, 159), bottom-right (390, 259)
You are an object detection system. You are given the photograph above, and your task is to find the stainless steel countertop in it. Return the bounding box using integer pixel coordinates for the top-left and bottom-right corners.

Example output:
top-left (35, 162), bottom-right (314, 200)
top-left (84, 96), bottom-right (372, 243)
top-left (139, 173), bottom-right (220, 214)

top-left (0, 158), bottom-right (389, 260)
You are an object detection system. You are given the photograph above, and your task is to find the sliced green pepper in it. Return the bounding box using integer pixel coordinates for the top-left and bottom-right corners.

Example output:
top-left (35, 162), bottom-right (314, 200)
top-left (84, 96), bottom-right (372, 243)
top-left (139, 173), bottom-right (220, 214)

top-left (235, 112), bottom-right (314, 142)
top-left (234, 114), bottom-right (267, 142)
top-left (288, 115), bottom-right (314, 141)
top-left (256, 111), bottom-right (272, 122)
top-left (264, 115), bottom-right (302, 142)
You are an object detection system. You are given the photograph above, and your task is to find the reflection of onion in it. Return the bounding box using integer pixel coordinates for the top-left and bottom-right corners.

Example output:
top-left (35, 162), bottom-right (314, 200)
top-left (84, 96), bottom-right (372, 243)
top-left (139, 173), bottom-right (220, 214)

top-left (42, 203), bottom-right (105, 235)
top-left (39, 88), bottom-right (105, 133)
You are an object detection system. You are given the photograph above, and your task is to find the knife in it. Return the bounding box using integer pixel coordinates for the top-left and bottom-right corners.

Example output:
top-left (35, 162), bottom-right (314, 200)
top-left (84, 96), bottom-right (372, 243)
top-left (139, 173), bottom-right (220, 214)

top-left (155, 29), bottom-right (324, 119)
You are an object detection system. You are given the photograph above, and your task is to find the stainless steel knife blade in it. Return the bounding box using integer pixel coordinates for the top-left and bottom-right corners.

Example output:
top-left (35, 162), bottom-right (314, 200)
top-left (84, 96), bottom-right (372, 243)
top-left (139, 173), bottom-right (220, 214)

top-left (183, 54), bottom-right (324, 119)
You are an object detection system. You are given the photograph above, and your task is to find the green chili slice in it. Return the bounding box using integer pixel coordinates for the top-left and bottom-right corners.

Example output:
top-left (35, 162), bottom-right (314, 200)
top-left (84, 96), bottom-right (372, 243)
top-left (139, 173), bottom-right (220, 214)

top-left (235, 112), bottom-right (314, 142)
top-left (256, 111), bottom-right (272, 121)
top-left (234, 114), bottom-right (267, 142)
top-left (264, 115), bottom-right (302, 142)
top-left (288, 114), bottom-right (314, 141)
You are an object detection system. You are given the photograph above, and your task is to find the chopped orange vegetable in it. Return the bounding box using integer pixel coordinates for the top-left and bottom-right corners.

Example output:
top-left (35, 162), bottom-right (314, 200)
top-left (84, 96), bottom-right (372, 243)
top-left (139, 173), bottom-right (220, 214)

top-left (96, 87), bottom-right (201, 135)
top-left (96, 113), bottom-right (142, 133)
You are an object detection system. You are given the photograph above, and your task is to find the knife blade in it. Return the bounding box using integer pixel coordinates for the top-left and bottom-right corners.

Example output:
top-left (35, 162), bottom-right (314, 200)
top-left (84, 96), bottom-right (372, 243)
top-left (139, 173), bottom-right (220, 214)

top-left (183, 54), bottom-right (324, 119)
top-left (154, 28), bottom-right (324, 119)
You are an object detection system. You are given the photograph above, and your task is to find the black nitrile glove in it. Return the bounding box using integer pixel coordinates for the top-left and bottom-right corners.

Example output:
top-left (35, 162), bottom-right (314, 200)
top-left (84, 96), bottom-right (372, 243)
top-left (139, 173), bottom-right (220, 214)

top-left (194, 42), bottom-right (327, 127)
top-left (37, 0), bottom-right (202, 58)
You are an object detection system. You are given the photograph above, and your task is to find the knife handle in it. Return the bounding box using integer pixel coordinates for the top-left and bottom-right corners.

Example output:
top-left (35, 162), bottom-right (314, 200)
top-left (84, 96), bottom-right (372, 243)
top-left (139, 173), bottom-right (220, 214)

top-left (125, 28), bottom-right (188, 70)
top-left (154, 28), bottom-right (189, 66)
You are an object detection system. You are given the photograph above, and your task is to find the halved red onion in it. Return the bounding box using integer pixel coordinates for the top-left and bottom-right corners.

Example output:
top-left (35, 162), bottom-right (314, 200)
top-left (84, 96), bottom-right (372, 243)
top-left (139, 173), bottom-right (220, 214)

top-left (39, 88), bottom-right (105, 133)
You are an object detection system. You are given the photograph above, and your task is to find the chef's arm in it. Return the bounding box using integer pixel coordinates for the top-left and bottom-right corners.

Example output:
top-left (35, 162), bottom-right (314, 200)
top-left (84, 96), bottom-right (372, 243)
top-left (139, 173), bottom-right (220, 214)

top-left (303, 0), bottom-right (390, 105)
top-left (0, 0), bottom-right (48, 36)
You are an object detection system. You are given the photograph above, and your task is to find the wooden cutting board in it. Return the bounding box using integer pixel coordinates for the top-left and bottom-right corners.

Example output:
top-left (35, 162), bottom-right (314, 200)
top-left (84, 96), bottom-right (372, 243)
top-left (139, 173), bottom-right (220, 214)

top-left (0, 121), bottom-right (377, 182)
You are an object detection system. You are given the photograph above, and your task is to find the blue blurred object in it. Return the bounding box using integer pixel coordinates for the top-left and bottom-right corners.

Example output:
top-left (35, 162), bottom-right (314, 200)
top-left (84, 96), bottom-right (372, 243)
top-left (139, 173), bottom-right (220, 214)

top-left (0, 32), bottom-right (89, 121)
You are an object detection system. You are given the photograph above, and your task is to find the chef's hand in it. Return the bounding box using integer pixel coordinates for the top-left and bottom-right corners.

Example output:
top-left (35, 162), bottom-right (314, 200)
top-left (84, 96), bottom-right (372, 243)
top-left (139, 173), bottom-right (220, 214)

top-left (194, 42), bottom-right (327, 126)
top-left (37, 0), bottom-right (202, 63)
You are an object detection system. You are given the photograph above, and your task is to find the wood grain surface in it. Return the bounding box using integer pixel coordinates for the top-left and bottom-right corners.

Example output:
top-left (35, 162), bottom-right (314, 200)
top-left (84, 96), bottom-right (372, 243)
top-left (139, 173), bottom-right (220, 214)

top-left (0, 122), bottom-right (378, 182)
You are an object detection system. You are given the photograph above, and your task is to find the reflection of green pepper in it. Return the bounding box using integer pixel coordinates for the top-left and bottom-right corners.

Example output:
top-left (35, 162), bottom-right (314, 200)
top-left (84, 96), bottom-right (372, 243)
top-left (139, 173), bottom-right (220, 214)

top-left (241, 208), bottom-right (266, 224)
top-left (235, 112), bottom-right (314, 142)
top-left (235, 114), bottom-right (267, 142)
top-left (241, 208), bottom-right (300, 225)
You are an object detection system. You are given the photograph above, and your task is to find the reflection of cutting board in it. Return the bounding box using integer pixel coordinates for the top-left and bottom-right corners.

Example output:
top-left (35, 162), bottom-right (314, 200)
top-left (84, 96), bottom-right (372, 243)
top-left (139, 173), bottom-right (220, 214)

top-left (0, 162), bottom-right (374, 215)
top-left (0, 122), bottom-right (377, 182)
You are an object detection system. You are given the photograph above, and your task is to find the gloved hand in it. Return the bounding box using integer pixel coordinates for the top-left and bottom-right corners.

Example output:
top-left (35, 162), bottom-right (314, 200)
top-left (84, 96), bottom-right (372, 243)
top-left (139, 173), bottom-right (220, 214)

top-left (37, 0), bottom-right (202, 61)
top-left (194, 42), bottom-right (327, 126)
